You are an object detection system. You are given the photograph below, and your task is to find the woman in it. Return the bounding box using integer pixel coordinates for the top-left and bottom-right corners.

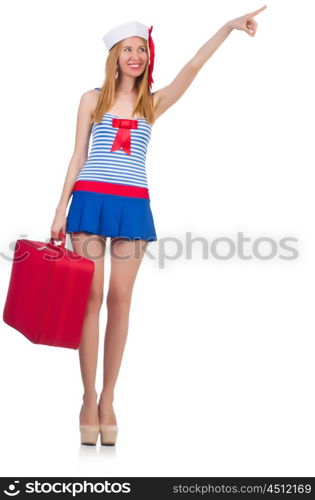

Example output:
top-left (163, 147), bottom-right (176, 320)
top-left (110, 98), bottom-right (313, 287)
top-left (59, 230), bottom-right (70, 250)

top-left (50, 6), bottom-right (267, 446)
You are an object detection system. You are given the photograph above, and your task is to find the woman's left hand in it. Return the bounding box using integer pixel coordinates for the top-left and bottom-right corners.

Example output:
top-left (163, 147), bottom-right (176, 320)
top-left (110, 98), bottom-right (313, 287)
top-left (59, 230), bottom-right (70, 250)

top-left (228, 5), bottom-right (267, 36)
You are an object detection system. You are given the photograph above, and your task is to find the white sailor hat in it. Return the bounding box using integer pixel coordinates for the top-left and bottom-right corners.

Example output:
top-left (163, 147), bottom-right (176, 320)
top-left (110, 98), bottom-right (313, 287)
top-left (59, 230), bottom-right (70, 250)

top-left (102, 21), bottom-right (155, 89)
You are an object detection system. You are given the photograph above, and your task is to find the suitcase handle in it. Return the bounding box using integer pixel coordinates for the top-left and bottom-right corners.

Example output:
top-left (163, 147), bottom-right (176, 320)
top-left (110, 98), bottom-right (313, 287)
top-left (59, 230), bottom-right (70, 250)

top-left (48, 232), bottom-right (66, 248)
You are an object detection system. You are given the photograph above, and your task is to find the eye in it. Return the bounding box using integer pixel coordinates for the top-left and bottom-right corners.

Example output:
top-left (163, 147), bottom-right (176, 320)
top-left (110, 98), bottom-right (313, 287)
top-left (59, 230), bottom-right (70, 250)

top-left (123, 47), bottom-right (146, 53)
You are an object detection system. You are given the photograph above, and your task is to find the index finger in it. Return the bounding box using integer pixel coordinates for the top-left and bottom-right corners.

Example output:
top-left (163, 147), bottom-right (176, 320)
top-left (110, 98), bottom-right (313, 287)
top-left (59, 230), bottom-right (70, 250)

top-left (250, 5), bottom-right (267, 17)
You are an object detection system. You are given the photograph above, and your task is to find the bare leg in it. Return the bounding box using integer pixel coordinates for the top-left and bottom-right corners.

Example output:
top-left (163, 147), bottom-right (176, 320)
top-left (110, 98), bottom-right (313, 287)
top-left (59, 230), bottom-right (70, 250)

top-left (98, 237), bottom-right (148, 425)
top-left (70, 232), bottom-right (106, 425)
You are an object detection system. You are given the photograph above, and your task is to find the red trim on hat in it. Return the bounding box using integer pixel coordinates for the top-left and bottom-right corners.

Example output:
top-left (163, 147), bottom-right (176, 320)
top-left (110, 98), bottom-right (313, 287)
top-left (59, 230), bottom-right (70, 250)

top-left (148, 26), bottom-right (155, 89)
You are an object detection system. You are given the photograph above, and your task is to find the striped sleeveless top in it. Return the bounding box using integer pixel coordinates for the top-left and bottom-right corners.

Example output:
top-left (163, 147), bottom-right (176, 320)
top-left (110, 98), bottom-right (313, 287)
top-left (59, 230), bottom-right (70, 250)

top-left (75, 88), bottom-right (152, 189)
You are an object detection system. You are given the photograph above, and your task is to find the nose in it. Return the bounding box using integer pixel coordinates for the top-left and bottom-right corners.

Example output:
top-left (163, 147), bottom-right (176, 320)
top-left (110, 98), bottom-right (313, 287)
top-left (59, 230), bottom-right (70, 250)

top-left (127, 51), bottom-right (146, 62)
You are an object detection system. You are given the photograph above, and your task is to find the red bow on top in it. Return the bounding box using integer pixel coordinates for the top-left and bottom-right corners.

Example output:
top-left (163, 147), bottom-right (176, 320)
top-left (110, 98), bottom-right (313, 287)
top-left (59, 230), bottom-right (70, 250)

top-left (148, 25), bottom-right (155, 89)
top-left (110, 118), bottom-right (138, 155)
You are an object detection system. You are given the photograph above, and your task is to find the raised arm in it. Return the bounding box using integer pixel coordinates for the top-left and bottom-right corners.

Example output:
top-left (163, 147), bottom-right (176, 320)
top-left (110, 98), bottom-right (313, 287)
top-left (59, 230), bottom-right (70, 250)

top-left (153, 5), bottom-right (267, 120)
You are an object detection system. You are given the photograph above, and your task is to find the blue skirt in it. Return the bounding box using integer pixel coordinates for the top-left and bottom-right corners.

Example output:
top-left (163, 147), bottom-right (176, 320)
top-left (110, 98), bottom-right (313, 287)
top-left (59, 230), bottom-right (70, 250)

top-left (66, 190), bottom-right (157, 242)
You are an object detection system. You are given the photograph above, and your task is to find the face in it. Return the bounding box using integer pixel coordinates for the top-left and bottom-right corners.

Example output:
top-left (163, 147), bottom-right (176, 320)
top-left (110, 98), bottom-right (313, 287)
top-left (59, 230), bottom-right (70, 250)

top-left (117, 36), bottom-right (148, 77)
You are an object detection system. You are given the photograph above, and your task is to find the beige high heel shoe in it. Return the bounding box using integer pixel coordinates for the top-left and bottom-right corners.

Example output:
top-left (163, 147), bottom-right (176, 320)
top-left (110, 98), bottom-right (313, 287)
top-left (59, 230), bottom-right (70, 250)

top-left (79, 424), bottom-right (100, 445)
top-left (99, 424), bottom-right (119, 446)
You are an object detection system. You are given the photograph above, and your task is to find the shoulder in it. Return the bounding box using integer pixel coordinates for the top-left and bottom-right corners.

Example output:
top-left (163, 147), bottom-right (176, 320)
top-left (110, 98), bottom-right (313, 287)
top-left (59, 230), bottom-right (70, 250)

top-left (72, 89), bottom-right (101, 128)
top-left (77, 89), bottom-right (100, 117)
top-left (81, 88), bottom-right (100, 103)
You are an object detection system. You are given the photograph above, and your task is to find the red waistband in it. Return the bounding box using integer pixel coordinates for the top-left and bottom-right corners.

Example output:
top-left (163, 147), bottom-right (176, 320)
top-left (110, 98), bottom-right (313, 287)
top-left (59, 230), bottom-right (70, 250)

top-left (72, 180), bottom-right (150, 199)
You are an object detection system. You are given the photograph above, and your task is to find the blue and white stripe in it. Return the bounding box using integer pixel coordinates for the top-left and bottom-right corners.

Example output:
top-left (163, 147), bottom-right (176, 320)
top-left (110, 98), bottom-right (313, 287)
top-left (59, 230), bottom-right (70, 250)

top-left (76, 112), bottom-right (152, 189)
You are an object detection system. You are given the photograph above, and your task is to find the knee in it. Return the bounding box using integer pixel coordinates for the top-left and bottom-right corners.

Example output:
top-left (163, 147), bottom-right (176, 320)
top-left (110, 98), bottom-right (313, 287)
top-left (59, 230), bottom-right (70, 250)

top-left (106, 289), bottom-right (131, 311)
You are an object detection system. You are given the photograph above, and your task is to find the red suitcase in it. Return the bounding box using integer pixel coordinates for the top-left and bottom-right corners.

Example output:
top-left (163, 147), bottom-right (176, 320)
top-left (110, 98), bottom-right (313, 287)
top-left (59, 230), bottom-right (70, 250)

top-left (2, 232), bottom-right (95, 349)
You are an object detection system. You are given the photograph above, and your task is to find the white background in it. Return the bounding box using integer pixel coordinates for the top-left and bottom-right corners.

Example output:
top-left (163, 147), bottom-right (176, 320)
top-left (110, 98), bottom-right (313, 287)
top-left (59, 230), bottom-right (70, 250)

top-left (1, 0), bottom-right (314, 477)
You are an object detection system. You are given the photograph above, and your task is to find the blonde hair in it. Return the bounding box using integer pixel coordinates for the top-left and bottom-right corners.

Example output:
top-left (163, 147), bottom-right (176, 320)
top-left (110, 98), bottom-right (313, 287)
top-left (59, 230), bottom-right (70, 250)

top-left (92, 37), bottom-right (155, 125)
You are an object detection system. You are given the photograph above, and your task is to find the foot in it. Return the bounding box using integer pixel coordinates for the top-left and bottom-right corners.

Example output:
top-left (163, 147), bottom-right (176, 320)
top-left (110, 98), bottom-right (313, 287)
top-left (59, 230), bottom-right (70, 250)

top-left (79, 394), bottom-right (99, 426)
top-left (98, 395), bottom-right (117, 426)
